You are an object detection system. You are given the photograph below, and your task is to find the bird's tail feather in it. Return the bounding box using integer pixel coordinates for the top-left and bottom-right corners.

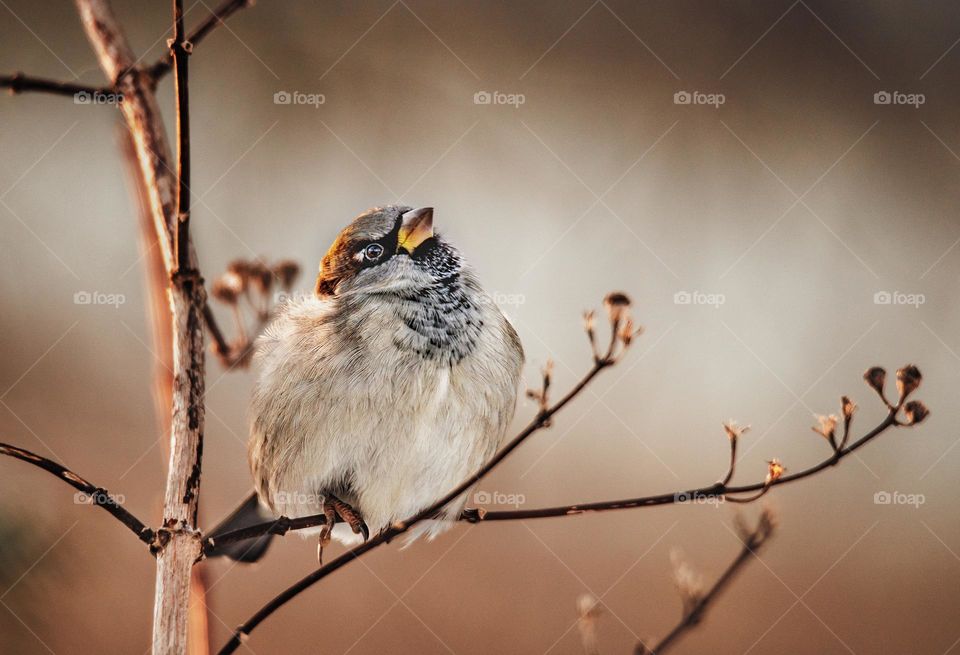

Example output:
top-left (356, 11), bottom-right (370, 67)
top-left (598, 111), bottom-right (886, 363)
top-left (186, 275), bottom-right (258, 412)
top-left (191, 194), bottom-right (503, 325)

top-left (206, 492), bottom-right (275, 563)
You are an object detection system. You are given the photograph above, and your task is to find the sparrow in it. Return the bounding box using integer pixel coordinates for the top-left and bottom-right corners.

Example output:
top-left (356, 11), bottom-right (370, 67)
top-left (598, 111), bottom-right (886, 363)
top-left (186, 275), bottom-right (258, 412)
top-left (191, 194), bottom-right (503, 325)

top-left (210, 206), bottom-right (524, 561)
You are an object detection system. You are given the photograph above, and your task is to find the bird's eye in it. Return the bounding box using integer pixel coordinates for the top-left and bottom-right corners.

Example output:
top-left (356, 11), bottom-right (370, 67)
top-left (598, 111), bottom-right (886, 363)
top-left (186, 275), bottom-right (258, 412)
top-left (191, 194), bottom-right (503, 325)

top-left (363, 243), bottom-right (384, 260)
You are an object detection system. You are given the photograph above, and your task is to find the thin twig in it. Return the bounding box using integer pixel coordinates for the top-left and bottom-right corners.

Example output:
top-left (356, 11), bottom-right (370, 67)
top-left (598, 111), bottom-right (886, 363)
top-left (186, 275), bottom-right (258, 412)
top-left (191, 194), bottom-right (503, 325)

top-left (203, 304), bottom-right (232, 360)
top-left (207, 408), bottom-right (897, 551)
top-left (638, 511), bottom-right (776, 655)
top-left (147, 0), bottom-right (253, 81)
top-left (171, 0), bottom-right (192, 273)
top-left (1, 72), bottom-right (109, 97)
top-left (0, 442), bottom-right (154, 545)
top-left (465, 411), bottom-right (896, 521)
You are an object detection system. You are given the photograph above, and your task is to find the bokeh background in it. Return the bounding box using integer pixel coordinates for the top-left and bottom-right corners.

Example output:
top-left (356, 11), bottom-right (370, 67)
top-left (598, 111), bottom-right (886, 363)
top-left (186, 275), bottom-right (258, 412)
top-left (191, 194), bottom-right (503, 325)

top-left (2, 1), bottom-right (959, 653)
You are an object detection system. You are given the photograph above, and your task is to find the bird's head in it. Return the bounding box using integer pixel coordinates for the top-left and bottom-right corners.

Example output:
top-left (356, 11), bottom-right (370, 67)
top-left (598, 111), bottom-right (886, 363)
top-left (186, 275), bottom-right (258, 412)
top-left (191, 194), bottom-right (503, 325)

top-left (314, 205), bottom-right (461, 298)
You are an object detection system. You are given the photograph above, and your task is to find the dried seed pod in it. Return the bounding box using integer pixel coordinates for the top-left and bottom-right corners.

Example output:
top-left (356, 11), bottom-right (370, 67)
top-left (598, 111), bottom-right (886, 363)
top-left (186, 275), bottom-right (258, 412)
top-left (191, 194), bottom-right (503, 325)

top-left (247, 260), bottom-right (273, 294)
top-left (272, 260), bottom-right (300, 290)
top-left (896, 365), bottom-right (922, 402)
top-left (603, 291), bottom-right (632, 325)
top-left (863, 367), bottom-right (886, 397)
top-left (211, 272), bottom-right (243, 304)
top-left (903, 400), bottom-right (930, 425)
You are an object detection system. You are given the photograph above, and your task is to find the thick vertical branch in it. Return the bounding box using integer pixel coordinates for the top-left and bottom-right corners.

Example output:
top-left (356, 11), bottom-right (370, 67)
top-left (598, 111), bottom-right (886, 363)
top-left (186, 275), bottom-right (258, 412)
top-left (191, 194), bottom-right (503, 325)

top-left (121, 128), bottom-right (212, 655)
top-left (75, 1), bottom-right (206, 653)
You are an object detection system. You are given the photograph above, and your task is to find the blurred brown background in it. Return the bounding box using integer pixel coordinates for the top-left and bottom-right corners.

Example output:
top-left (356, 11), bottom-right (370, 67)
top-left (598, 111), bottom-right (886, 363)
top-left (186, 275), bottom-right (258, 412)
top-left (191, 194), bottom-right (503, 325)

top-left (2, 1), bottom-right (959, 653)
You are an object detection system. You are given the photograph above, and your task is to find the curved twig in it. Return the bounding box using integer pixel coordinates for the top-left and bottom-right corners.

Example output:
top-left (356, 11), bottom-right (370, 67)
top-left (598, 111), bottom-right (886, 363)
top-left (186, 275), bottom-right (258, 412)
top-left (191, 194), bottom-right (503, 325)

top-left (0, 442), bottom-right (154, 545)
top-left (207, 409), bottom-right (895, 552)
top-left (216, 350), bottom-right (622, 653)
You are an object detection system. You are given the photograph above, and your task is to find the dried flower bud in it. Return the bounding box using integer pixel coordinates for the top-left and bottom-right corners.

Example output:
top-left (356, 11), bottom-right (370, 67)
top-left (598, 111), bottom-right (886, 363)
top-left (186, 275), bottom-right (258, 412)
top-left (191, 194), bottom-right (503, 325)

top-left (841, 396), bottom-right (857, 420)
top-left (896, 365), bottom-right (922, 402)
top-left (670, 548), bottom-right (705, 615)
top-left (754, 507), bottom-right (778, 545)
top-left (603, 291), bottom-right (632, 325)
top-left (812, 414), bottom-right (838, 442)
top-left (903, 400), bottom-right (930, 425)
top-left (272, 260), bottom-right (300, 290)
top-left (765, 459), bottom-right (786, 485)
top-left (247, 260), bottom-right (273, 294)
top-left (576, 594), bottom-right (602, 655)
top-left (577, 594), bottom-right (602, 620)
top-left (227, 259), bottom-right (253, 282)
top-left (723, 420), bottom-right (749, 443)
top-left (863, 367), bottom-right (886, 397)
top-left (211, 272), bottom-right (243, 304)
top-left (583, 310), bottom-right (596, 334)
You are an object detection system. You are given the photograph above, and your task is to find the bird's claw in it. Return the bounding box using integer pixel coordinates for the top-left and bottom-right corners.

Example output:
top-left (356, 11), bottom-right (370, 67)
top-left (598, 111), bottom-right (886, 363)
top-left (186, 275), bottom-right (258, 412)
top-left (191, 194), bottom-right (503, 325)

top-left (316, 496), bottom-right (369, 563)
top-left (329, 496), bottom-right (369, 542)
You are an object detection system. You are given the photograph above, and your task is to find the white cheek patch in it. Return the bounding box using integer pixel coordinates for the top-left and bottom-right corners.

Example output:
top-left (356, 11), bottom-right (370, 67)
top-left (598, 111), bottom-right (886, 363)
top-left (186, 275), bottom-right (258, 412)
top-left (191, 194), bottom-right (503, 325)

top-left (352, 251), bottom-right (365, 263)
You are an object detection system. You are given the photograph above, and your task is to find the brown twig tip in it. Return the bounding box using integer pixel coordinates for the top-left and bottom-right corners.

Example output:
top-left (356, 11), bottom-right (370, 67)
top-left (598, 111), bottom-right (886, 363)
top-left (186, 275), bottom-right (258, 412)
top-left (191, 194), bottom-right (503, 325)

top-left (719, 420), bottom-right (746, 486)
top-left (841, 396), bottom-right (857, 420)
top-left (896, 365), bottom-right (922, 403)
top-left (526, 360), bottom-right (554, 422)
top-left (902, 400), bottom-right (930, 426)
top-left (812, 414), bottom-right (839, 451)
top-left (722, 420), bottom-right (749, 443)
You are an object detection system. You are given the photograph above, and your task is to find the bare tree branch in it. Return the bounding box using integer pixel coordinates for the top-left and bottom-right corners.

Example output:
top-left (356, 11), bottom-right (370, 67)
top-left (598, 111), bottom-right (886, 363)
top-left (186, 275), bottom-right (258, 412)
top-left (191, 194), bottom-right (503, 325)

top-left (636, 510), bottom-right (777, 655)
top-left (206, 370), bottom-right (906, 550)
top-left (74, 1), bottom-right (207, 652)
top-left (215, 298), bottom-right (639, 654)
top-left (1, 72), bottom-right (109, 97)
top-left (2, 0), bottom-right (251, 102)
top-left (146, 0), bottom-right (253, 81)
top-left (0, 442), bottom-right (154, 545)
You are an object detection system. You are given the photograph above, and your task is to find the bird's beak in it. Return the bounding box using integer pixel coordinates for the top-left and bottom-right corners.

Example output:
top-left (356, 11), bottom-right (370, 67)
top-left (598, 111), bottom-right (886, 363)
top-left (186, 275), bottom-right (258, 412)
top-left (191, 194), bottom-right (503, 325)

top-left (398, 207), bottom-right (434, 254)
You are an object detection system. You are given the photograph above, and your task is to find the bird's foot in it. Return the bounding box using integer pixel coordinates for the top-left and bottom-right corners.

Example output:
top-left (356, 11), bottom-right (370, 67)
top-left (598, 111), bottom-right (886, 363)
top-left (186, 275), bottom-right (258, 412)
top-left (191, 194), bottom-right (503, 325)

top-left (329, 496), bottom-right (370, 542)
top-left (316, 495), bottom-right (370, 563)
